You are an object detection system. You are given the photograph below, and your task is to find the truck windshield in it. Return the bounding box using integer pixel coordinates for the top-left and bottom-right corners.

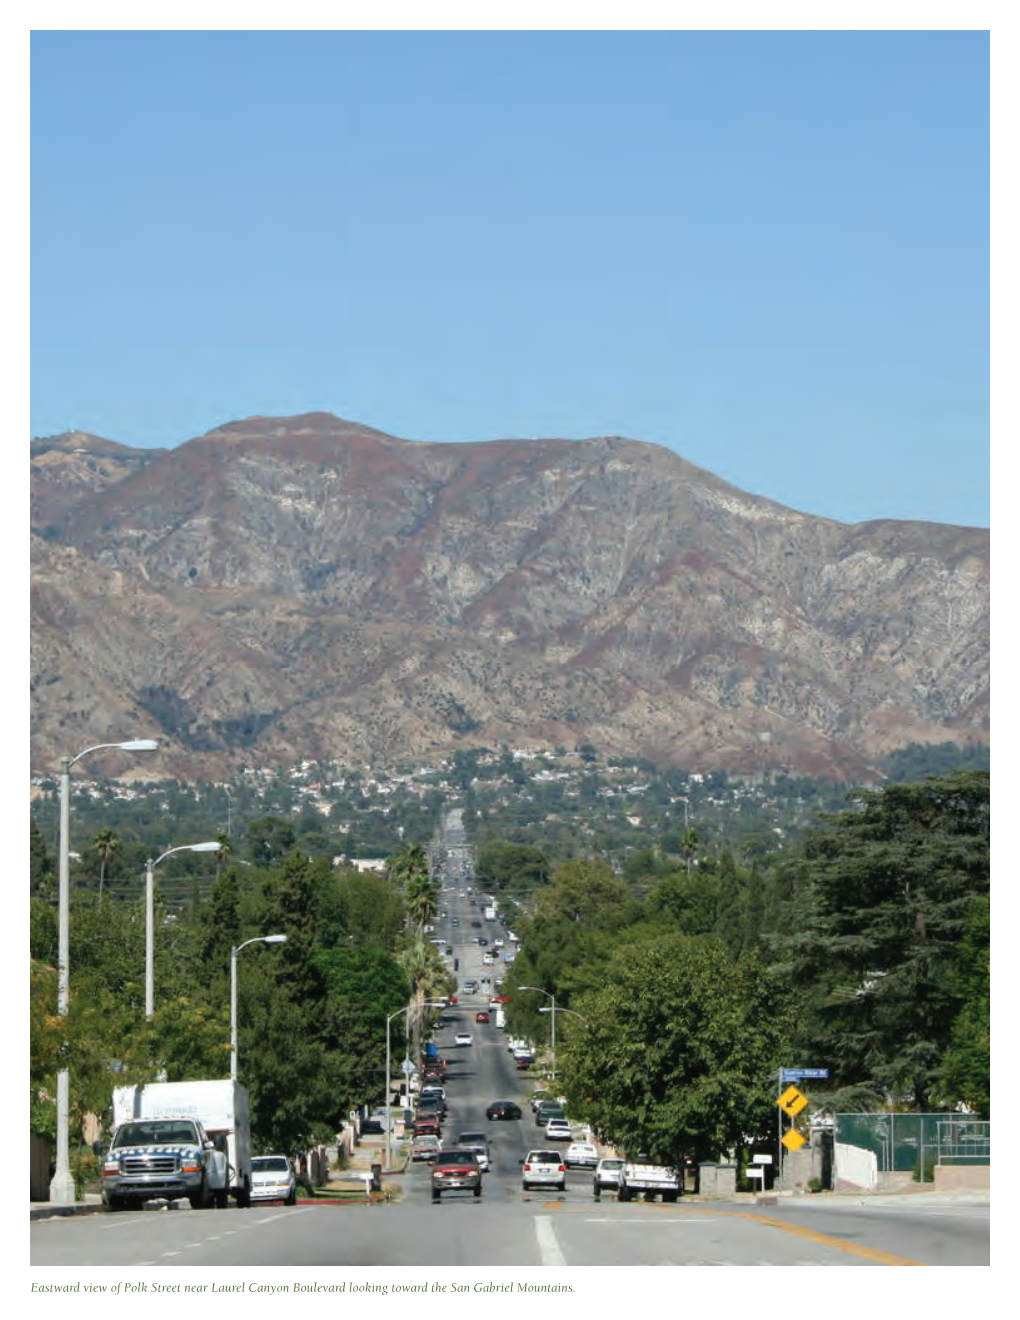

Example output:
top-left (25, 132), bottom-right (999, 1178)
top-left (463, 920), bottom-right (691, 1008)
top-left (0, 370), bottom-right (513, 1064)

top-left (112, 1121), bottom-right (201, 1147)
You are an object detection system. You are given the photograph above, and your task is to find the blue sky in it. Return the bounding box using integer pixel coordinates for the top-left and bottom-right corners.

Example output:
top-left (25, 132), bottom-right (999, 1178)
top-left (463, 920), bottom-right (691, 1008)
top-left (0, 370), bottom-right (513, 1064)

top-left (30, 28), bottom-right (990, 528)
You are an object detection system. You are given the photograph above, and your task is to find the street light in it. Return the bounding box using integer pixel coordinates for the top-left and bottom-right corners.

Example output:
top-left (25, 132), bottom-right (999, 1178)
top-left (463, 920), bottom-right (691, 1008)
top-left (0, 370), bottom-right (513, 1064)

top-left (230, 934), bottom-right (288, 1081)
top-left (519, 986), bottom-right (556, 1076)
top-left (145, 842), bottom-right (221, 1018)
top-left (50, 738), bottom-right (159, 1205)
top-left (540, 1006), bottom-right (589, 1026)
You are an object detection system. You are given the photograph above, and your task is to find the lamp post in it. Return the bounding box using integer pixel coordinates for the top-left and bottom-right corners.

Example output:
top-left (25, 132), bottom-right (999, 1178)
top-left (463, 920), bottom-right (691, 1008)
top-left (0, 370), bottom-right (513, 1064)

top-left (145, 842), bottom-right (221, 1018)
top-left (519, 986), bottom-right (555, 1076)
top-left (230, 935), bottom-right (287, 1082)
top-left (384, 1000), bottom-right (446, 1162)
top-left (50, 738), bottom-right (159, 1205)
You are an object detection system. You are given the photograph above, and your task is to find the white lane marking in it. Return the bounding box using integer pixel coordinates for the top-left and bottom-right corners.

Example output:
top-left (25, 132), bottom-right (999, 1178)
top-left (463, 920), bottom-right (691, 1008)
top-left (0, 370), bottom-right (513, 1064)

top-left (534, 1216), bottom-right (567, 1267)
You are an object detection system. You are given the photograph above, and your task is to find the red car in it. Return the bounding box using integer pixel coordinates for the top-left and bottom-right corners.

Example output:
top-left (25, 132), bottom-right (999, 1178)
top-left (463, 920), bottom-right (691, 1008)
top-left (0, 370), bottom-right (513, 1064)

top-left (475, 1011), bottom-right (490, 1024)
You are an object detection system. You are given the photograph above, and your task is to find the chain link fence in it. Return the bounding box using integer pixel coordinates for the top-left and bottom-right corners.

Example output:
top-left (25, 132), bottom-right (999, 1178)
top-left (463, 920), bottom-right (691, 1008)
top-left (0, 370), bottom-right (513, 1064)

top-left (835, 1113), bottom-right (990, 1176)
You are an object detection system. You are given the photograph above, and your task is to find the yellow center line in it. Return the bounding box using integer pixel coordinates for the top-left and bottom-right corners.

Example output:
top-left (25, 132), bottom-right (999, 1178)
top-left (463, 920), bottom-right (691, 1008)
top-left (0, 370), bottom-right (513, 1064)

top-left (542, 1202), bottom-right (927, 1266)
top-left (739, 1213), bottom-right (926, 1266)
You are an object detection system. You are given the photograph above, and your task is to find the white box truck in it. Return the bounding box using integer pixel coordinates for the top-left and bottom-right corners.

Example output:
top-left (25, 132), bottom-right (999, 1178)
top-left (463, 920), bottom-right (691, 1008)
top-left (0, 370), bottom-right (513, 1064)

top-left (105, 1079), bottom-right (253, 1210)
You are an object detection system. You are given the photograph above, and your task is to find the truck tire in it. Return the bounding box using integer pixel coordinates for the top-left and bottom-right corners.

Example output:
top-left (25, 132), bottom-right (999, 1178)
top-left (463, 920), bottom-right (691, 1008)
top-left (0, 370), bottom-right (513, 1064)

top-left (237, 1178), bottom-right (251, 1208)
top-left (106, 1195), bottom-right (128, 1213)
top-left (214, 1187), bottom-right (229, 1209)
top-left (663, 1190), bottom-right (678, 1203)
top-left (473, 1184), bottom-right (481, 1198)
top-left (188, 1178), bottom-right (210, 1210)
top-left (432, 1190), bottom-right (441, 1203)
top-left (618, 1186), bottom-right (631, 1203)
top-left (285, 1187), bottom-right (297, 1206)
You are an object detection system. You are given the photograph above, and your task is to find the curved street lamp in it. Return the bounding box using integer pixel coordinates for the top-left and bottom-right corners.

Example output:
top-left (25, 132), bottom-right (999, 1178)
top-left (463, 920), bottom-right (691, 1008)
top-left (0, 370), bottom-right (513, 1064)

top-left (145, 842), bottom-right (221, 1018)
top-left (230, 935), bottom-right (288, 1082)
top-left (50, 738), bottom-right (159, 1205)
top-left (540, 1006), bottom-right (589, 1026)
top-left (519, 986), bottom-right (556, 1076)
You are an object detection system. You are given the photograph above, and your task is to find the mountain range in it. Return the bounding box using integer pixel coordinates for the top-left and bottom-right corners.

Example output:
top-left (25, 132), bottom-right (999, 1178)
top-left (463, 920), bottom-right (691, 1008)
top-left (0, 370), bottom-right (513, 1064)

top-left (30, 413), bottom-right (989, 783)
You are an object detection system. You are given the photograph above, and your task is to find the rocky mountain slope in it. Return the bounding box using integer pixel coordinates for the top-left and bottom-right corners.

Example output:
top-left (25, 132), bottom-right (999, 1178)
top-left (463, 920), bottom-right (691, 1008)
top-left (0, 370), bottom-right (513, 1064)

top-left (30, 414), bottom-right (989, 782)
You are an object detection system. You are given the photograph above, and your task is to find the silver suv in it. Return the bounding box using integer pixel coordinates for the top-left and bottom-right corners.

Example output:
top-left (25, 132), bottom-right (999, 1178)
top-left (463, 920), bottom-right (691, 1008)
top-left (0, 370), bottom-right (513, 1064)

top-left (520, 1149), bottom-right (566, 1192)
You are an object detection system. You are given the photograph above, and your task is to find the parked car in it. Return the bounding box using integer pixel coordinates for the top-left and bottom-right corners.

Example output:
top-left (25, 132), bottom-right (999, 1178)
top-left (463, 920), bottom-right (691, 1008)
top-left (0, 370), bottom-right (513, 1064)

top-left (515, 1054), bottom-right (535, 1070)
top-left (412, 1116), bottom-right (442, 1139)
top-left (535, 1101), bottom-right (565, 1125)
top-left (545, 1119), bottom-right (573, 1142)
top-left (485, 1100), bottom-right (522, 1121)
top-left (431, 1149), bottom-right (482, 1203)
top-left (592, 1157), bottom-right (625, 1200)
top-left (411, 1134), bottom-right (443, 1162)
top-left (520, 1149), bottom-right (567, 1192)
top-left (565, 1142), bottom-right (599, 1169)
top-left (250, 1154), bottom-right (297, 1205)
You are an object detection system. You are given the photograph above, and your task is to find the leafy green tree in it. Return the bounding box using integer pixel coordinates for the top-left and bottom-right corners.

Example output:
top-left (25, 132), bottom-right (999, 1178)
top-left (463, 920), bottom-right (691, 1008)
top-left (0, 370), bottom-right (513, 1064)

top-left (31, 896), bottom-right (58, 964)
top-left (562, 934), bottom-right (794, 1168)
top-left (651, 867), bottom-right (720, 936)
top-left (531, 858), bottom-right (631, 926)
top-left (939, 896), bottom-right (990, 1116)
top-left (475, 840), bottom-right (550, 895)
top-left (775, 772), bottom-right (989, 1109)
top-left (246, 816), bottom-right (297, 866)
top-left (680, 826), bottom-right (700, 874)
top-left (31, 821), bottom-right (56, 899)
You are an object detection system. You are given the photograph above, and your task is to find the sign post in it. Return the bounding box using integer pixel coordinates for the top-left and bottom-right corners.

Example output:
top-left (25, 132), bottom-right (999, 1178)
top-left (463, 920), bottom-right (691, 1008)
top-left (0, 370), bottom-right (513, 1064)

top-left (776, 1069), bottom-right (828, 1185)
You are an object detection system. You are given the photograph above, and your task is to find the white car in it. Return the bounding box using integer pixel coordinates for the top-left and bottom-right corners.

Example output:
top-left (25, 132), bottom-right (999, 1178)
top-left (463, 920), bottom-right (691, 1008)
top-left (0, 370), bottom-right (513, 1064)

top-left (544, 1119), bottom-right (573, 1142)
top-left (250, 1154), bottom-right (297, 1205)
top-left (520, 1149), bottom-right (567, 1192)
top-left (565, 1141), bottom-right (599, 1169)
top-left (455, 1031), bottom-right (473, 1046)
top-left (593, 1157), bottom-right (625, 1199)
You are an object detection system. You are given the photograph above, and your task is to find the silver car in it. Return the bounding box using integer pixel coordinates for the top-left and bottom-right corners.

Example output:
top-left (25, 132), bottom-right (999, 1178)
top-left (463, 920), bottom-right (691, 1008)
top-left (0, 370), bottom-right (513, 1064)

top-left (250, 1154), bottom-right (297, 1205)
top-left (593, 1157), bottom-right (625, 1200)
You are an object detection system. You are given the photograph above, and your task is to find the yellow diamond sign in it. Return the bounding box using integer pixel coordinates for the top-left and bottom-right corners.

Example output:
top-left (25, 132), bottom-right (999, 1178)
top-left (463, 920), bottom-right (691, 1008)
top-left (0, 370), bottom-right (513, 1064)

top-left (778, 1085), bottom-right (808, 1117)
top-left (782, 1129), bottom-right (807, 1152)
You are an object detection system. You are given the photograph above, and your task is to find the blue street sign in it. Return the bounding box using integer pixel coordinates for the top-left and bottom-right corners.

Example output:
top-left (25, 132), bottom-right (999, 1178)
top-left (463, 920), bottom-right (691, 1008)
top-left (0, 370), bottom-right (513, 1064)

top-left (782, 1068), bottom-right (829, 1081)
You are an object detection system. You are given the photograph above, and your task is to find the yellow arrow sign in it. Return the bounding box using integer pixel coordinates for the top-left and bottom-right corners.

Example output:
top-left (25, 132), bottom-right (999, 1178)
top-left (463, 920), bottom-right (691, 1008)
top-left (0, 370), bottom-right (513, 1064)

top-left (778, 1085), bottom-right (808, 1117)
top-left (782, 1129), bottom-right (807, 1152)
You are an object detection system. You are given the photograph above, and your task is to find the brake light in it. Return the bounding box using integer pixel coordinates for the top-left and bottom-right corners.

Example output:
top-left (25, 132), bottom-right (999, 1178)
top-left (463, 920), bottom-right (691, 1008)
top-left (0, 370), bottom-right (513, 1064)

top-left (524, 1164), bottom-right (531, 1171)
top-left (558, 1165), bottom-right (566, 1172)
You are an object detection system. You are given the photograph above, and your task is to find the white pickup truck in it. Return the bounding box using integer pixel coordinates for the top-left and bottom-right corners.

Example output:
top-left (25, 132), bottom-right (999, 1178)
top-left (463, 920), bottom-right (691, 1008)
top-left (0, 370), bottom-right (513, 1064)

top-left (618, 1160), bottom-right (682, 1203)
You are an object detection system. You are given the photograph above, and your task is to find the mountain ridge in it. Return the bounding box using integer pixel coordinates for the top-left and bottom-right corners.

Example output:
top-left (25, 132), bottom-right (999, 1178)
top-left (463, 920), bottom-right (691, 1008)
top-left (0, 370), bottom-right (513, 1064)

top-left (30, 413), bottom-right (988, 783)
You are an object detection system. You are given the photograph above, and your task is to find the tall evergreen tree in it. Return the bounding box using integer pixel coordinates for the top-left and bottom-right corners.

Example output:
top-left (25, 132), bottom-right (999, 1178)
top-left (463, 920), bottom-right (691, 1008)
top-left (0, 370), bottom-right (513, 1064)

top-left (775, 772), bottom-right (989, 1109)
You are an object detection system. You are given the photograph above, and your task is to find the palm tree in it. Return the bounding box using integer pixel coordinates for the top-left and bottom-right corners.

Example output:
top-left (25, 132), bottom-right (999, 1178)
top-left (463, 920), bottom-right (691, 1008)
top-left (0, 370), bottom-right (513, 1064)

top-left (398, 936), bottom-right (451, 1064)
top-left (91, 827), bottom-right (119, 900)
top-left (388, 843), bottom-right (437, 935)
top-left (213, 831), bottom-right (233, 881)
